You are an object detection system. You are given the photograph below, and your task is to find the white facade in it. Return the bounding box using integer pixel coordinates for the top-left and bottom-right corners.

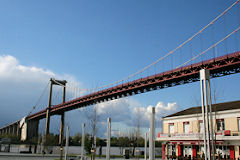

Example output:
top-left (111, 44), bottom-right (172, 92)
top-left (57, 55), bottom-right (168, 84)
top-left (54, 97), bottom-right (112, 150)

top-left (157, 101), bottom-right (240, 160)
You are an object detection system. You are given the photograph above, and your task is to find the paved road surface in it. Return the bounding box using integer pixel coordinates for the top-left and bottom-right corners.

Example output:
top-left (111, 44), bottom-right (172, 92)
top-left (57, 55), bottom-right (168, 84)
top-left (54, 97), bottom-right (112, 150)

top-left (0, 152), bottom-right (60, 160)
top-left (0, 152), bottom-right (162, 160)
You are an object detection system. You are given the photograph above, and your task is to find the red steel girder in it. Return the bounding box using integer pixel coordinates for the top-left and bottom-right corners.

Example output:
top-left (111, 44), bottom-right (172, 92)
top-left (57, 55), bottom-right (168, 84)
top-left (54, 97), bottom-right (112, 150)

top-left (27, 51), bottom-right (240, 120)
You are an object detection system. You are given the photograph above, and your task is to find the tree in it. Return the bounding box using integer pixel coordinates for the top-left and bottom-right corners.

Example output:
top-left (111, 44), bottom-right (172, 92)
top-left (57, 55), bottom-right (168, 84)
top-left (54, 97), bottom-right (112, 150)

top-left (135, 108), bottom-right (141, 148)
top-left (128, 128), bottom-right (138, 156)
top-left (133, 107), bottom-right (142, 155)
top-left (45, 133), bottom-right (59, 146)
top-left (97, 138), bottom-right (105, 156)
top-left (0, 134), bottom-right (21, 144)
top-left (85, 105), bottom-right (100, 149)
top-left (84, 134), bottom-right (92, 154)
top-left (72, 132), bottom-right (81, 146)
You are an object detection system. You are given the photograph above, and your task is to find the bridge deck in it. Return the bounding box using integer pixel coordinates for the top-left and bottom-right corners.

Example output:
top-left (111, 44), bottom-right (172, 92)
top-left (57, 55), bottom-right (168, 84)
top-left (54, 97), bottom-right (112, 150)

top-left (27, 51), bottom-right (240, 120)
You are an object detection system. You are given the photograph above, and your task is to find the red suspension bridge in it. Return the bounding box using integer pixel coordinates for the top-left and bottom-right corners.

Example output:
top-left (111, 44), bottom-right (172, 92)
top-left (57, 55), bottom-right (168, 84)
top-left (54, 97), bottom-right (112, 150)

top-left (28, 51), bottom-right (240, 120)
top-left (0, 0), bottom-right (240, 143)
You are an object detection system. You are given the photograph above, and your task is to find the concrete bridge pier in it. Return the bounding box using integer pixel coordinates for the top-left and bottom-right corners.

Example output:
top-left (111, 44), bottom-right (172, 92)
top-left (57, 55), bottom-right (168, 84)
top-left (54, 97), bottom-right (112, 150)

top-left (1, 128), bottom-right (5, 134)
top-left (17, 124), bottom-right (20, 136)
top-left (14, 123), bottom-right (21, 136)
top-left (12, 125), bottom-right (15, 135)
top-left (20, 118), bottom-right (39, 141)
top-left (13, 124), bottom-right (17, 135)
top-left (9, 125), bottom-right (13, 135)
top-left (0, 121), bottom-right (20, 137)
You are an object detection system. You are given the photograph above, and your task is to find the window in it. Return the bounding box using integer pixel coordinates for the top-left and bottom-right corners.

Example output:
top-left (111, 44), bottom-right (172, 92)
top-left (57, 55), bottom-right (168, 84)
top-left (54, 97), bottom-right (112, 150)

top-left (238, 118), bottom-right (240, 131)
top-left (199, 120), bottom-right (204, 133)
top-left (183, 122), bottom-right (189, 133)
top-left (169, 123), bottom-right (174, 134)
top-left (217, 119), bottom-right (225, 131)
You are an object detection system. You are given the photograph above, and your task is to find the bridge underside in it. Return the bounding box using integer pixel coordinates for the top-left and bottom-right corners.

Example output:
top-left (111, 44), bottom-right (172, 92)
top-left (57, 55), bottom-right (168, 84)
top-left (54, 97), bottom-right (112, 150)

top-left (27, 51), bottom-right (240, 120)
top-left (0, 118), bottom-right (39, 141)
top-left (0, 121), bottom-right (20, 137)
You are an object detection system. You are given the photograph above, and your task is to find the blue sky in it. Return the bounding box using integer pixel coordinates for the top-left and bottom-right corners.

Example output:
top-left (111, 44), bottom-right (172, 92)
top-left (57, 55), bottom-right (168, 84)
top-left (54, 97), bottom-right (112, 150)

top-left (0, 0), bottom-right (240, 137)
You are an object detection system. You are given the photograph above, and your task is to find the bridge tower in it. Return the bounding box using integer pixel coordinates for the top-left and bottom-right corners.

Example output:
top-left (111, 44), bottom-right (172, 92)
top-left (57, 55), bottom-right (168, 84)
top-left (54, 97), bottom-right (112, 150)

top-left (44, 78), bottom-right (67, 153)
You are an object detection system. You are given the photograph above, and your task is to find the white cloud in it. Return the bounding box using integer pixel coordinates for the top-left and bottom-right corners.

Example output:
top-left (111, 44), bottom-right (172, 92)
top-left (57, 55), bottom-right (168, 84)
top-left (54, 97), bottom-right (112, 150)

top-left (0, 55), bottom-right (81, 126)
top-left (89, 99), bottom-right (178, 137)
top-left (131, 101), bottom-right (178, 127)
top-left (155, 101), bottom-right (178, 119)
top-left (0, 55), bottom-right (55, 82)
top-left (95, 98), bottom-right (133, 122)
top-left (0, 54), bottom-right (179, 136)
top-left (93, 96), bottom-right (179, 129)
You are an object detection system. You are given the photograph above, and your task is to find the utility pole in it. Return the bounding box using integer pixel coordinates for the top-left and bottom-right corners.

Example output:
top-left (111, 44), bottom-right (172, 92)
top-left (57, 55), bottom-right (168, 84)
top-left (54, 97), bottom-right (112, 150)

top-left (65, 126), bottom-right (69, 160)
top-left (206, 74), bottom-right (216, 159)
top-left (200, 69), bottom-right (215, 160)
top-left (149, 107), bottom-right (155, 160)
top-left (144, 132), bottom-right (147, 160)
top-left (106, 118), bottom-right (111, 160)
top-left (200, 72), bottom-right (208, 160)
top-left (81, 123), bottom-right (85, 160)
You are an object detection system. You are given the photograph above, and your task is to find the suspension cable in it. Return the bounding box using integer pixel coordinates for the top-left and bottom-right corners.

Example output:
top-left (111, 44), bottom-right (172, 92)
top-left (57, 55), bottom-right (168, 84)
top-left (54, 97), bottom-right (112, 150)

top-left (45, 0), bottom-right (240, 95)
top-left (177, 26), bottom-right (240, 68)
top-left (52, 86), bottom-right (63, 104)
top-left (87, 0), bottom-right (240, 92)
top-left (27, 81), bottom-right (50, 116)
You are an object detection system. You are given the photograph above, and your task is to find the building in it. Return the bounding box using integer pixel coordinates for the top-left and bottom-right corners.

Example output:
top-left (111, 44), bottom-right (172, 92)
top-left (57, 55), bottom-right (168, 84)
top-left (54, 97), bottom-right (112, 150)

top-left (157, 100), bottom-right (240, 160)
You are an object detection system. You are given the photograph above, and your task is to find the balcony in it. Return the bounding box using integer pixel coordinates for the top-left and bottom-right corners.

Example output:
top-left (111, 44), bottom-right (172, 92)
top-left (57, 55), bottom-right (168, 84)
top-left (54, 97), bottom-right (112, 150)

top-left (157, 131), bottom-right (240, 142)
top-left (157, 133), bottom-right (204, 141)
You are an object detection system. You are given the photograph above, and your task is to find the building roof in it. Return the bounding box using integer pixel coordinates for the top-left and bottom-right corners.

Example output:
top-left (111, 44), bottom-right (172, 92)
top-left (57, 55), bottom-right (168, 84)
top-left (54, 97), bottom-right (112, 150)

top-left (164, 100), bottom-right (240, 118)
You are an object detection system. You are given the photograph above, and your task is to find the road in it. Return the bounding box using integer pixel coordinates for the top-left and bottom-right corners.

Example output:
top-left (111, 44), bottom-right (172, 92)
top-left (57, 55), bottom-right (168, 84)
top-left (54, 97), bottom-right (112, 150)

top-left (0, 152), bottom-right (62, 160)
top-left (0, 152), bottom-right (162, 160)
